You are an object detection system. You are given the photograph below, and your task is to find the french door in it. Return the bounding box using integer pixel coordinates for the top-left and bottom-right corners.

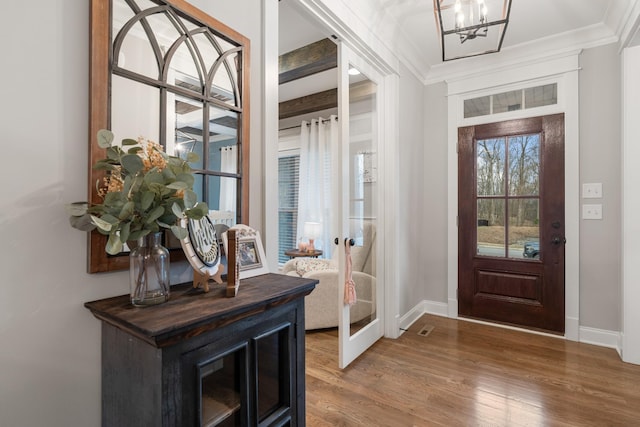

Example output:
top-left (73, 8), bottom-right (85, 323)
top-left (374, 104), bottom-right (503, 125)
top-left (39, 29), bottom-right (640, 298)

top-left (458, 114), bottom-right (565, 333)
top-left (335, 43), bottom-right (384, 368)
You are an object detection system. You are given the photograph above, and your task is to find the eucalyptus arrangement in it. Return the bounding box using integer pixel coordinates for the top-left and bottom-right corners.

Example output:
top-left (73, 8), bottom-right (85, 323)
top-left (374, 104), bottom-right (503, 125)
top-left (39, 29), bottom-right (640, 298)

top-left (67, 129), bottom-right (208, 255)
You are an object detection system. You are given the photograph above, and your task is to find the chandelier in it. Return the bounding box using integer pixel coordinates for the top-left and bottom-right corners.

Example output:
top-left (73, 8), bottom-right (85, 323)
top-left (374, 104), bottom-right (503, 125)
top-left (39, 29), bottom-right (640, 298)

top-left (434, 0), bottom-right (512, 61)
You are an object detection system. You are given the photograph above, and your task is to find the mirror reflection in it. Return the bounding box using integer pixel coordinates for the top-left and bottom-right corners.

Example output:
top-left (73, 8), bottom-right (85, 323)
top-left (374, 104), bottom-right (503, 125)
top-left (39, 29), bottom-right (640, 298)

top-left (88, 0), bottom-right (249, 272)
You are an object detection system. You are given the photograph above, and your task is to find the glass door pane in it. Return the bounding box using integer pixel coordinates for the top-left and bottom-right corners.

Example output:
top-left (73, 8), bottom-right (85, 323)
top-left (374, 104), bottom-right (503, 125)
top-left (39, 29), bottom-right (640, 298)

top-left (475, 133), bottom-right (541, 260)
top-left (199, 346), bottom-right (246, 427)
top-left (338, 44), bottom-right (384, 369)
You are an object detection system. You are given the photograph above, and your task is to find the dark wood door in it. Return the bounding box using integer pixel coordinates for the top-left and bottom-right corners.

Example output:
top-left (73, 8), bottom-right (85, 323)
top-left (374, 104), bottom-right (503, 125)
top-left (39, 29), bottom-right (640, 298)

top-left (458, 114), bottom-right (565, 333)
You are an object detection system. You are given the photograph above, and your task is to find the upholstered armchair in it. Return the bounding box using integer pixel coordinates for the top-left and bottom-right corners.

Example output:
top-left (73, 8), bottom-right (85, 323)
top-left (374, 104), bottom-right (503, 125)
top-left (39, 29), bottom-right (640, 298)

top-left (281, 222), bottom-right (376, 330)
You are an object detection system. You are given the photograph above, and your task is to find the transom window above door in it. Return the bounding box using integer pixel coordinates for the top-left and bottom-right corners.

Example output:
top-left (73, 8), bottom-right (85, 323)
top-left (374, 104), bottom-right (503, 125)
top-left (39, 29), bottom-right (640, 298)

top-left (464, 83), bottom-right (557, 119)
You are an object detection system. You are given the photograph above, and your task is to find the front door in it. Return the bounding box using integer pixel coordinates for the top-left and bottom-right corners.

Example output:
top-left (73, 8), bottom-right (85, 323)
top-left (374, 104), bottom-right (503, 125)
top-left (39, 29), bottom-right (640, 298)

top-left (458, 114), bottom-right (565, 333)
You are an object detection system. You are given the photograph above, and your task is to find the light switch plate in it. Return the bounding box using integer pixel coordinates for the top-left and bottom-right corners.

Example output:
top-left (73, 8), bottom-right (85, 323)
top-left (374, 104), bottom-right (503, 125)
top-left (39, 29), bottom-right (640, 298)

top-left (582, 204), bottom-right (602, 220)
top-left (582, 183), bottom-right (602, 199)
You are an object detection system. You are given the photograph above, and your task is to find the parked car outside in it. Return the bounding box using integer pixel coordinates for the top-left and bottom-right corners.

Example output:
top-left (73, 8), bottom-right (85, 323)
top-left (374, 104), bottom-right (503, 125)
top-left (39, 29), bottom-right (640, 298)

top-left (523, 241), bottom-right (540, 259)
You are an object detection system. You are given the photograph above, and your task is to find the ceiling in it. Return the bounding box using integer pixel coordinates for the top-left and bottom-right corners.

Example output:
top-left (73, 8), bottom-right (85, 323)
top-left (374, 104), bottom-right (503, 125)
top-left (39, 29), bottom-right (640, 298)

top-left (279, 0), bottom-right (640, 84)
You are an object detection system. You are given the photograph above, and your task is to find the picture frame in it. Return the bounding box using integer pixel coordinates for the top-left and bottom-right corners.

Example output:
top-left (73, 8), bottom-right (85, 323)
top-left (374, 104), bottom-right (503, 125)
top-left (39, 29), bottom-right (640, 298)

top-left (222, 224), bottom-right (270, 279)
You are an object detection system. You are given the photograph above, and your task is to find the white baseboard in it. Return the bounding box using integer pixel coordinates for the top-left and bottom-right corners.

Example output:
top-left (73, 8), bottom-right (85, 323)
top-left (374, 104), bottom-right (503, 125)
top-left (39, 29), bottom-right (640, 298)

top-left (424, 300), bottom-right (449, 317)
top-left (580, 326), bottom-right (621, 353)
top-left (397, 303), bottom-right (426, 336)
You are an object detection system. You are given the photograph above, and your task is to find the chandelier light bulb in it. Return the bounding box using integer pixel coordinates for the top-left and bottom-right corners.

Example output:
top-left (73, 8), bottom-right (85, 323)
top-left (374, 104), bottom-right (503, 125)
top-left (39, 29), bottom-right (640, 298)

top-left (457, 12), bottom-right (465, 28)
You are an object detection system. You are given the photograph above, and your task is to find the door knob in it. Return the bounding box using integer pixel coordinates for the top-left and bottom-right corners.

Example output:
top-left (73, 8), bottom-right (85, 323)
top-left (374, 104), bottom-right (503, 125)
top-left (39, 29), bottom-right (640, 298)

top-left (335, 237), bottom-right (355, 246)
top-left (551, 236), bottom-right (566, 245)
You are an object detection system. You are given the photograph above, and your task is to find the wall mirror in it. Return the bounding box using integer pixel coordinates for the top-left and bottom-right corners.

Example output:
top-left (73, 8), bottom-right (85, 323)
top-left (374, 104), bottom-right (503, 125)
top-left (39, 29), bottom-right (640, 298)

top-left (89, 0), bottom-right (250, 273)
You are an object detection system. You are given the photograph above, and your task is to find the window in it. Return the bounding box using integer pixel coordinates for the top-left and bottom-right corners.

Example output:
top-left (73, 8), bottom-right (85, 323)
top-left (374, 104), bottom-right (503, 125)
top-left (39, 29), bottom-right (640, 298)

top-left (464, 83), bottom-right (557, 119)
top-left (278, 154), bottom-right (299, 264)
top-left (476, 134), bottom-right (541, 259)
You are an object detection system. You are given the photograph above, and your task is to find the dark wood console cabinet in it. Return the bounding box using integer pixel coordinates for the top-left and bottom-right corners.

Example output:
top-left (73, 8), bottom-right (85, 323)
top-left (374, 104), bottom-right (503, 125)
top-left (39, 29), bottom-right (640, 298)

top-left (85, 273), bottom-right (317, 427)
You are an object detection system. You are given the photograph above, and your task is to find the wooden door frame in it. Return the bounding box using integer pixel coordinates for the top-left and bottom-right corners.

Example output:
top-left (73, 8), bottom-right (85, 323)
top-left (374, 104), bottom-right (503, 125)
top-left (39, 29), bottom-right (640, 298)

top-left (445, 52), bottom-right (581, 340)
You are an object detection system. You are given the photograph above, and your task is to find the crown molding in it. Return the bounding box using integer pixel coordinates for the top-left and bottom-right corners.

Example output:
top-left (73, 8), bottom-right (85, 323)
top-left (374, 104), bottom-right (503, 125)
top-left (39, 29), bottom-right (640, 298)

top-left (424, 22), bottom-right (616, 85)
top-left (609, 0), bottom-right (640, 48)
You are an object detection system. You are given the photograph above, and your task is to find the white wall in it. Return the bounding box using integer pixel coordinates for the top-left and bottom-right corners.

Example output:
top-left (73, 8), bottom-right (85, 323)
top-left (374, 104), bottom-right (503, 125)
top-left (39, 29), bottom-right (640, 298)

top-left (396, 62), bottom-right (428, 316)
top-left (422, 82), bottom-right (449, 305)
top-left (579, 43), bottom-right (622, 331)
top-left (0, 1), bottom-right (263, 426)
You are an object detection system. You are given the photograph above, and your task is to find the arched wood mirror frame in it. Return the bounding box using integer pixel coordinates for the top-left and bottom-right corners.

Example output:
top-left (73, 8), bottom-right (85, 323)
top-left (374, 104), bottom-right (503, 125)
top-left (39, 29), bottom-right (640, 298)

top-left (88, 0), bottom-right (250, 273)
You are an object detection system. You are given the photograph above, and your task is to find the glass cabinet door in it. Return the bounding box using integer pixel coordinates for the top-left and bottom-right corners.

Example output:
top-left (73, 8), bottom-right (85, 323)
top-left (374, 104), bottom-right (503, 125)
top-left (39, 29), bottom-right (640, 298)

top-left (255, 324), bottom-right (292, 425)
top-left (198, 345), bottom-right (248, 427)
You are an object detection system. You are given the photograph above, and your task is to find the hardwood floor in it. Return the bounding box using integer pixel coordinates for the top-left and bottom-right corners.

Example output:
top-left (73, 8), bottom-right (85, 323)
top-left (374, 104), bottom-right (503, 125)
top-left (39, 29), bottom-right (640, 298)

top-left (305, 314), bottom-right (640, 426)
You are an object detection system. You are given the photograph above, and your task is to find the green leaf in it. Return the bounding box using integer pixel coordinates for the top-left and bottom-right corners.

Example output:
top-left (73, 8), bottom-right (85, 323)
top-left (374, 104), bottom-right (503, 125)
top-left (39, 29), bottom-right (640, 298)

top-left (143, 170), bottom-right (164, 185)
top-left (140, 191), bottom-right (155, 210)
top-left (186, 152), bottom-right (200, 163)
top-left (185, 202), bottom-right (209, 219)
top-left (121, 138), bottom-right (138, 146)
top-left (92, 162), bottom-right (117, 171)
top-left (65, 202), bottom-right (88, 217)
top-left (119, 221), bottom-right (131, 243)
top-left (105, 232), bottom-right (123, 255)
top-left (121, 154), bottom-right (144, 174)
top-left (104, 192), bottom-right (126, 206)
top-left (119, 201), bottom-right (135, 220)
top-left (97, 129), bottom-right (114, 149)
top-left (183, 189), bottom-right (197, 209)
top-left (69, 214), bottom-right (97, 231)
top-left (171, 202), bottom-right (183, 218)
top-left (175, 173), bottom-right (194, 188)
top-left (195, 201), bottom-right (209, 214)
top-left (145, 206), bottom-right (164, 224)
top-left (106, 146), bottom-right (122, 161)
top-left (100, 213), bottom-right (120, 224)
top-left (166, 181), bottom-right (188, 191)
top-left (171, 225), bottom-right (188, 240)
top-left (90, 215), bottom-right (113, 232)
top-left (129, 229), bottom-right (150, 241)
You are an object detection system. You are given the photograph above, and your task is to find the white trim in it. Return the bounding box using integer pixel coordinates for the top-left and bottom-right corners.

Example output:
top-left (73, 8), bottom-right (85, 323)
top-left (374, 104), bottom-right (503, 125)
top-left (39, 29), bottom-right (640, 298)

top-left (580, 326), bottom-right (622, 352)
top-left (263, 0), bottom-right (280, 269)
top-left (622, 45), bottom-right (640, 365)
top-left (446, 52), bottom-right (581, 341)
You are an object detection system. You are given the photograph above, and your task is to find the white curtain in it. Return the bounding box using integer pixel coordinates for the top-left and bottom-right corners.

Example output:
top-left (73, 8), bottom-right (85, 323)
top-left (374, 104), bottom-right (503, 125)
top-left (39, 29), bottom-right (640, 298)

top-left (296, 116), bottom-right (337, 258)
top-left (219, 145), bottom-right (237, 212)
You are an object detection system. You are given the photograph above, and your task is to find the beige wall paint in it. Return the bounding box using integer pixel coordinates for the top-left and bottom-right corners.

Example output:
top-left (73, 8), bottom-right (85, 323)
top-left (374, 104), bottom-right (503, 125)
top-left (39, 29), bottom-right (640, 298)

top-left (579, 43), bottom-right (622, 331)
top-left (422, 82), bottom-right (449, 305)
top-left (397, 62), bottom-right (428, 315)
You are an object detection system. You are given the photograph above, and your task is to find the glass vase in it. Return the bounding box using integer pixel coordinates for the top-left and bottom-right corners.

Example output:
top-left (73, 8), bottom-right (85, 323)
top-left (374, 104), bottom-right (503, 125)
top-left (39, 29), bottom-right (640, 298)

top-left (130, 232), bottom-right (170, 307)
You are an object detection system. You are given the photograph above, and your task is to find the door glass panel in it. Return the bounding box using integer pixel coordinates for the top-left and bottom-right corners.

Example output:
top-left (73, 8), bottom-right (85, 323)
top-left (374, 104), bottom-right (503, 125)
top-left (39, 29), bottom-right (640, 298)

top-left (348, 64), bottom-right (377, 337)
top-left (476, 134), bottom-right (541, 260)
top-left (476, 199), bottom-right (505, 257)
top-left (477, 138), bottom-right (506, 196)
top-left (508, 199), bottom-right (540, 259)
top-left (508, 134), bottom-right (540, 196)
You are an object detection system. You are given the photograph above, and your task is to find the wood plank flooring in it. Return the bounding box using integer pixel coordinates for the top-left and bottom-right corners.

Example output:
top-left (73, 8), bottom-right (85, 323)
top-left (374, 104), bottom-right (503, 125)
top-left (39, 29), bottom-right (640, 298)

top-left (305, 314), bottom-right (640, 426)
